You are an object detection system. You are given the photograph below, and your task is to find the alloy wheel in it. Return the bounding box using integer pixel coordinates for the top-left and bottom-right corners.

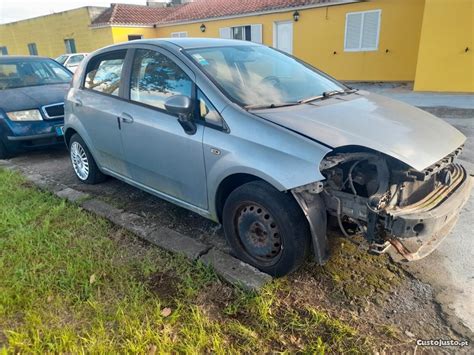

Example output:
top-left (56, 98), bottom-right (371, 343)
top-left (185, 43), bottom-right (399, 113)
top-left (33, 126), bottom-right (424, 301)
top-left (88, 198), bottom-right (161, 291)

top-left (70, 141), bottom-right (90, 181)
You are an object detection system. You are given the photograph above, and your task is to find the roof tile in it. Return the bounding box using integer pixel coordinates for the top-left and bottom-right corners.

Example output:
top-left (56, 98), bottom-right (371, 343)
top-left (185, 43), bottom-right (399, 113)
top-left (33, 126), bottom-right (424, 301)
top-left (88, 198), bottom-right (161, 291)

top-left (91, 0), bottom-right (353, 27)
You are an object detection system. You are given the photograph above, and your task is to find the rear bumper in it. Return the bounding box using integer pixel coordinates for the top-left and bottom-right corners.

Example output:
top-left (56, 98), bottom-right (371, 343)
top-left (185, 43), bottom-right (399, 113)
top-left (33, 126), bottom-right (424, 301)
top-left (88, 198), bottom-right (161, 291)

top-left (384, 164), bottom-right (472, 261)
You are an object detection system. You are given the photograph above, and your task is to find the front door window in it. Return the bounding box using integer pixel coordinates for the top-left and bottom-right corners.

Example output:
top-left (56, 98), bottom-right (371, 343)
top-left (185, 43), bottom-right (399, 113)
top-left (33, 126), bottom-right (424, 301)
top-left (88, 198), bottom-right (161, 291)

top-left (130, 49), bottom-right (193, 110)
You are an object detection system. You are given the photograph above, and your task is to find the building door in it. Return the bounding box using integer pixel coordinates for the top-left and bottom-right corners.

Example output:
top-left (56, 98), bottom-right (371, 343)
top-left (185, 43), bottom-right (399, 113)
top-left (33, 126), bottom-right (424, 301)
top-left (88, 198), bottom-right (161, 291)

top-left (274, 21), bottom-right (293, 54)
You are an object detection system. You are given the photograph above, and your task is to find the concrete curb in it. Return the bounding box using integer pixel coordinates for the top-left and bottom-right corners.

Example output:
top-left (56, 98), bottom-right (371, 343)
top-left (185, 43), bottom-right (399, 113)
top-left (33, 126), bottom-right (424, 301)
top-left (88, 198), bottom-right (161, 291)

top-left (0, 160), bottom-right (272, 291)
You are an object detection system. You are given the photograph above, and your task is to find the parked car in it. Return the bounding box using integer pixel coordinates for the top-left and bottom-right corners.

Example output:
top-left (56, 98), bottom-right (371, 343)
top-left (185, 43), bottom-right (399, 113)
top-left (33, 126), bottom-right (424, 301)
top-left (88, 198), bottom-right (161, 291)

top-left (64, 39), bottom-right (471, 276)
top-left (0, 56), bottom-right (72, 159)
top-left (55, 53), bottom-right (88, 72)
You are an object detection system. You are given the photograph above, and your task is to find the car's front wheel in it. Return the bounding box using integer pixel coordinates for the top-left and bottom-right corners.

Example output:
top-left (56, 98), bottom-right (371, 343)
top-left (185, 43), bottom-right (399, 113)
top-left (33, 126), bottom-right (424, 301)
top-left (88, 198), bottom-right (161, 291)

top-left (222, 181), bottom-right (311, 277)
top-left (0, 141), bottom-right (11, 160)
top-left (69, 134), bottom-right (106, 184)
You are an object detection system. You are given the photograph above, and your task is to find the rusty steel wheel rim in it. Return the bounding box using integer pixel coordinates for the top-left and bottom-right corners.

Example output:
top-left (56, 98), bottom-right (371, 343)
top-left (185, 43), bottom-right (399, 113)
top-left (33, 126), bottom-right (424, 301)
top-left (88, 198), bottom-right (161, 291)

top-left (235, 202), bottom-right (283, 264)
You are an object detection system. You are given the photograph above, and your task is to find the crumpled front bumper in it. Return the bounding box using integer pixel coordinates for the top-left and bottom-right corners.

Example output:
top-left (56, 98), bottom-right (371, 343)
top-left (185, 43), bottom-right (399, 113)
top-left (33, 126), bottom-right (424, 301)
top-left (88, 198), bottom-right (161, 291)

top-left (384, 164), bottom-right (472, 261)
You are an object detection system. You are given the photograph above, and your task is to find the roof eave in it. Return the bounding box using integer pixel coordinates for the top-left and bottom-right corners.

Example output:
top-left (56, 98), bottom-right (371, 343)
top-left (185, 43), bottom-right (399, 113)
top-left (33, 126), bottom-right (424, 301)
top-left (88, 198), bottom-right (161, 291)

top-left (154, 0), bottom-right (361, 28)
top-left (90, 23), bottom-right (156, 29)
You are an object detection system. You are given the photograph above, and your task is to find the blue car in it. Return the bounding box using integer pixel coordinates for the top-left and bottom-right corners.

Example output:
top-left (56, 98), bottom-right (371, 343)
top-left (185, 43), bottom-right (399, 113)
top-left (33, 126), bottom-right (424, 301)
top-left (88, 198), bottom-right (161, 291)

top-left (0, 56), bottom-right (72, 158)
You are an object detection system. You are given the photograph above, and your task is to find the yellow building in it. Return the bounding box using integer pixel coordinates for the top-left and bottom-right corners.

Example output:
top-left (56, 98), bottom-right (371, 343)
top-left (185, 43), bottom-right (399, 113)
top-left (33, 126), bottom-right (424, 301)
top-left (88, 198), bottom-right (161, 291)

top-left (0, 0), bottom-right (472, 92)
top-left (0, 7), bottom-right (113, 57)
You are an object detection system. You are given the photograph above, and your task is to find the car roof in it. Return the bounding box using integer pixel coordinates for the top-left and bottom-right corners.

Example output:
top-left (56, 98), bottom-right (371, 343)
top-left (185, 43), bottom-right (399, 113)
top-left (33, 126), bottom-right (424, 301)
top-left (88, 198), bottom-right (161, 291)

top-left (59, 53), bottom-right (88, 56)
top-left (0, 55), bottom-right (53, 63)
top-left (126, 38), bottom-right (258, 50)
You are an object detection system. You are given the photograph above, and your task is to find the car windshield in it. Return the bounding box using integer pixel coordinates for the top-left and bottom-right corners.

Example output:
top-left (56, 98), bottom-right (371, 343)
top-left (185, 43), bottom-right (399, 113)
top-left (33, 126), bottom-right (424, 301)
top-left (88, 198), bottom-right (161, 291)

top-left (0, 59), bottom-right (72, 90)
top-left (55, 55), bottom-right (68, 65)
top-left (186, 45), bottom-right (346, 108)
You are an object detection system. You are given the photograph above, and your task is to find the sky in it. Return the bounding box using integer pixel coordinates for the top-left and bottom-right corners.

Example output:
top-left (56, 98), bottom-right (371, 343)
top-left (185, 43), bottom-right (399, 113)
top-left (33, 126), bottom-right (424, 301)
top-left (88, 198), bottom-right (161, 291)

top-left (0, 0), bottom-right (149, 24)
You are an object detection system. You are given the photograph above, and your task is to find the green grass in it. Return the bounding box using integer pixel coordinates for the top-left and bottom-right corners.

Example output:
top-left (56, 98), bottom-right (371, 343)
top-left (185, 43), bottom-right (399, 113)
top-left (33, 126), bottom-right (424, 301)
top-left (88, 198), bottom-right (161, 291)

top-left (0, 168), bottom-right (372, 353)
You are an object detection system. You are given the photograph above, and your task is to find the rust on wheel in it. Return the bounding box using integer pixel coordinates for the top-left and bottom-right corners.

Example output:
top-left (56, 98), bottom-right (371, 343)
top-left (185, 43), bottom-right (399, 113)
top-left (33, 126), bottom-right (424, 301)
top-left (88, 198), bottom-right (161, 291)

top-left (235, 203), bottom-right (283, 264)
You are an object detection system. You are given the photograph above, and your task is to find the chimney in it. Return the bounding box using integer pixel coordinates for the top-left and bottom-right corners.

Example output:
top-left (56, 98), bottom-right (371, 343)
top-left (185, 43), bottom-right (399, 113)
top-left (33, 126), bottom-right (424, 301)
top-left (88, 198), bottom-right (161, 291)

top-left (146, 0), bottom-right (192, 7)
top-left (146, 0), bottom-right (171, 7)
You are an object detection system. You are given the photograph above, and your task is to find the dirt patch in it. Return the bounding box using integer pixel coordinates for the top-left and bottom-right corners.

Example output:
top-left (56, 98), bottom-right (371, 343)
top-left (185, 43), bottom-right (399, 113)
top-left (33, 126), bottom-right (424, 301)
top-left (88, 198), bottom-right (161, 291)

top-left (146, 271), bottom-right (180, 302)
top-left (281, 235), bottom-right (468, 353)
top-left (194, 282), bottom-right (236, 320)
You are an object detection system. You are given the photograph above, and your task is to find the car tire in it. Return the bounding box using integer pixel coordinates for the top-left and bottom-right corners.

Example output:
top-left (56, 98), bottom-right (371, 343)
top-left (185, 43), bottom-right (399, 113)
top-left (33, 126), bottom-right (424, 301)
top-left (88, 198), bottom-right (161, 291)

top-left (0, 141), bottom-right (11, 160)
top-left (69, 134), bottom-right (106, 184)
top-left (222, 180), bottom-right (311, 277)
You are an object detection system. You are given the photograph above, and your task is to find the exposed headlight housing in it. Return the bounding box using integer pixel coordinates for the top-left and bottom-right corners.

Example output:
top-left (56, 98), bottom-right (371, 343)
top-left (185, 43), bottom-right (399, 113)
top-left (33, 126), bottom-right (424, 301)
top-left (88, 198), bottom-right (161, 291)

top-left (6, 109), bottom-right (43, 121)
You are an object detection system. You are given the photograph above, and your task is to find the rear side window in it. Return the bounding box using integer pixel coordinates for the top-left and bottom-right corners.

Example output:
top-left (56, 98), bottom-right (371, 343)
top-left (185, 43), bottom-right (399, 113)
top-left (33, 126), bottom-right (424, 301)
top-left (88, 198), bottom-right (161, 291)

top-left (130, 49), bottom-right (192, 110)
top-left (84, 50), bottom-right (126, 96)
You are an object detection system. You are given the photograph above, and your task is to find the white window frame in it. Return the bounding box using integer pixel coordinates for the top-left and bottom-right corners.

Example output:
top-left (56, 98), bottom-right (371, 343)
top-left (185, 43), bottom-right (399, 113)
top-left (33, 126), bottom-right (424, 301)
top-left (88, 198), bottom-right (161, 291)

top-left (344, 9), bottom-right (381, 52)
top-left (219, 24), bottom-right (262, 43)
top-left (171, 31), bottom-right (188, 38)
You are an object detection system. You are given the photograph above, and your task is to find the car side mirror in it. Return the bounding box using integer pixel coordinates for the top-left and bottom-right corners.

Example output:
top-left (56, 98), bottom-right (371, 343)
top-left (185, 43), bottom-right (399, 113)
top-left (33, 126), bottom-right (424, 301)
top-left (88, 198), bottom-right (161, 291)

top-left (164, 95), bottom-right (196, 135)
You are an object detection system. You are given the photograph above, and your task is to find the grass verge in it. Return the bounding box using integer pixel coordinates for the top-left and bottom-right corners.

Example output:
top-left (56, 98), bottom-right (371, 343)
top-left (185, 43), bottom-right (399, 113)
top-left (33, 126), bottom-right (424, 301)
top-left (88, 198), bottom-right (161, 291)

top-left (0, 168), bottom-right (373, 353)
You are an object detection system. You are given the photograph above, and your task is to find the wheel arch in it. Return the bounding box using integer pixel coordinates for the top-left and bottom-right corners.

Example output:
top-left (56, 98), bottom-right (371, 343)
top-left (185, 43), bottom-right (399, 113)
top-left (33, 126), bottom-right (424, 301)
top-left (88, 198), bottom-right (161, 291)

top-left (215, 173), bottom-right (264, 223)
top-left (64, 127), bottom-right (78, 148)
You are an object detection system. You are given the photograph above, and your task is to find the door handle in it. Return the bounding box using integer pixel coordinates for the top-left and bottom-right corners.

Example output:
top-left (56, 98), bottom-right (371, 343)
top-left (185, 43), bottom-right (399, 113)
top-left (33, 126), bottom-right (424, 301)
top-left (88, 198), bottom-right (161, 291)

top-left (119, 112), bottom-right (134, 124)
top-left (73, 99), bottom-right (83, 107)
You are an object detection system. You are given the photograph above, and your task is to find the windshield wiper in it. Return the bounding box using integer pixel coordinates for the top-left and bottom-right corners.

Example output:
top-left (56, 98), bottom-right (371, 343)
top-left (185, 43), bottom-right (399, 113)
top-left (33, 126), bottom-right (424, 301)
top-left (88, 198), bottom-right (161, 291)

top-left (245, 102), bottom-right (300, 110)
top-left (298, 88), bottom-right (358, 104)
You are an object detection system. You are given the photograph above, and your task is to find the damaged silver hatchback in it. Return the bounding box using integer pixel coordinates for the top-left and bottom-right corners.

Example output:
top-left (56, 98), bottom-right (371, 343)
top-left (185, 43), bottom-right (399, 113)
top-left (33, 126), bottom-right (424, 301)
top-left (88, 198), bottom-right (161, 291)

top-left (65, 38), bottom-right (472, 276)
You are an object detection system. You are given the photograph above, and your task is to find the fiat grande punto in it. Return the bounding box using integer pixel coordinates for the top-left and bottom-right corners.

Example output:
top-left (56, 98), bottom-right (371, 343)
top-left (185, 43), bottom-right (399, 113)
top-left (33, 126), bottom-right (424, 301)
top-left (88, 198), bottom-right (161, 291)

top-left (64, 39), bottom-right (471, 276)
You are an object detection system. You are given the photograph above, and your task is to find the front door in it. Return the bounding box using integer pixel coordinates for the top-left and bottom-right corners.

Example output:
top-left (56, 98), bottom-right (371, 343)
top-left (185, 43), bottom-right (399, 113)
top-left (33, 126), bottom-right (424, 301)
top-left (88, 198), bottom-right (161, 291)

top-left (274, 21), bottom-right (293, 54)
top-left (119, 48), bottom-right (208, 209)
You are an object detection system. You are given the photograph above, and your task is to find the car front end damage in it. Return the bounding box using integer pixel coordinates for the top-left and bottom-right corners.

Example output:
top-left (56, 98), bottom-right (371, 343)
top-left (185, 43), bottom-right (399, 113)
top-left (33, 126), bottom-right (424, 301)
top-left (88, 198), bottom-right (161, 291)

top-left (292, 146), bottom-right (472, 263)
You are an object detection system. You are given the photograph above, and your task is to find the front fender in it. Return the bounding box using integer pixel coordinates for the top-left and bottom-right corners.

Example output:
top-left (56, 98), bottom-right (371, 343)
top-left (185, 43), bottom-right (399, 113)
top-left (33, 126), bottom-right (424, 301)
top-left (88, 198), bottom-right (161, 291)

top-left (204, 107), bottom-right (332, 219)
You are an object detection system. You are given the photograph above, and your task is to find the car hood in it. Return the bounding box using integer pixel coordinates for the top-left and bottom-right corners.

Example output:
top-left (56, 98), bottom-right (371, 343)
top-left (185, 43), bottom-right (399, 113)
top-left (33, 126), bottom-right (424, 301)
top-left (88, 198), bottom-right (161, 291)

top-left (254, 91), bottom-right (466, 171)
top-left (0, 84), bottom-right (69, 112)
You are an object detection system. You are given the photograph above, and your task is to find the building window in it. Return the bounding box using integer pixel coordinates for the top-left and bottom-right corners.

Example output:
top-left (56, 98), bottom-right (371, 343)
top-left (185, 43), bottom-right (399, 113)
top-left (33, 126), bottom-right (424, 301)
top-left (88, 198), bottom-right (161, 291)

top-left (64, 39), bottom-right (77, 54)
top-left (344, 10), bottom-right (381, 52)
top-left (128, 35), bottom-right (143, 41)
top-left (171, 32), bottom-right (188, 38)
top-left (0, 46), bottom-right (7, 55)
top-left (28, 43), bottom-right (38, 55)
top-left (219, 24), bottom-right (262, 44)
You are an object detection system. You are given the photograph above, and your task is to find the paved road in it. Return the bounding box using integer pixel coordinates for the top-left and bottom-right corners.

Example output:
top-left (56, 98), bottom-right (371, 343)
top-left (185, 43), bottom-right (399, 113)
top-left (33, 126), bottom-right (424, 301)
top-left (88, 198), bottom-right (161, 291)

top-left (4, 111), bottom-right (474, 336)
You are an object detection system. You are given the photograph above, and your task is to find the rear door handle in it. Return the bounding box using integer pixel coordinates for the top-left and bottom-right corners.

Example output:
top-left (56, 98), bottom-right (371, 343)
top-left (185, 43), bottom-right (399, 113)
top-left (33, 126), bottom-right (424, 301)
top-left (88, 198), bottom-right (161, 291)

top-left (119, 112), bottom-right (134, 124)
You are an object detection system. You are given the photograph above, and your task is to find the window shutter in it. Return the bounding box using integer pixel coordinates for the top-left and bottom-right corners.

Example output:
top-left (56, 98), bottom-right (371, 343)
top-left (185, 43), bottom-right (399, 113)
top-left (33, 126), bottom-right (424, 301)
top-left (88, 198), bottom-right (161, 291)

top-left (361, 11), bottom-right (380, 49)
top-left (250, 24), bottom-right (263, 43)
top-left (344, 13), bottom-right (362, 50)
top-left (219, 27), bottom-right (231, 39)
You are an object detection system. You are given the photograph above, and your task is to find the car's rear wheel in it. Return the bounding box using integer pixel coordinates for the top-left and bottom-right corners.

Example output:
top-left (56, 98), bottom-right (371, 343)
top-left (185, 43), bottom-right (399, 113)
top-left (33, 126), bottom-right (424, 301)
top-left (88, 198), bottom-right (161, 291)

top-left (222, 181), bottom-right (311, 277)
top-left (0, 141), bottom-right (11, 160)
top-left (69, 134), bottom-right (106, 184)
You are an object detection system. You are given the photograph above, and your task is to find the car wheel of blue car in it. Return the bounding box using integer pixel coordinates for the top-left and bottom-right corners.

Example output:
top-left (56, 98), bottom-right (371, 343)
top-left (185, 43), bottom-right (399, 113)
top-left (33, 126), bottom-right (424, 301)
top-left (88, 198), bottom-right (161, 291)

top-left (69, 134), bottom-right (106, 184)
top-left (223, 180), bottom-right (311, 277)
top-left (0, 141), bottom-right (11, 160)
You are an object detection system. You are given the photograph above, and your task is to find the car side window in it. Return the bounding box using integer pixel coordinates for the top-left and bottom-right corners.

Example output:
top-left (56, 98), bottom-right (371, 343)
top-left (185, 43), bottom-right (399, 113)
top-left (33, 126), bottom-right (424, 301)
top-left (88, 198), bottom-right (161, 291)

top-left (130, 49), bottom-right (192, 110)
top-left (84, 50), bottom-right (126, 96)
top-left (197, 89), bottom-right (223, 128)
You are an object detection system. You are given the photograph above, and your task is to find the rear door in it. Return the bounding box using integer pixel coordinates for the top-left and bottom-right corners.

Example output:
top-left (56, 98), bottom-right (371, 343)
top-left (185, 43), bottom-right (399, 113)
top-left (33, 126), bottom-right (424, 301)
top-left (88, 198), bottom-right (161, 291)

top-left (119, 47), bottom-right (208, 209)
top-left (74, 50), bottom-right (130, 175)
